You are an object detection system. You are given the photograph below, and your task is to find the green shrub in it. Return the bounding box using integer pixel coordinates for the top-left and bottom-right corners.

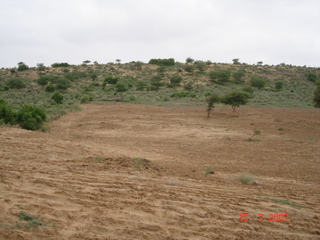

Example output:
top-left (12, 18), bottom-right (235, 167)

top-left (80, 95), bottom-right (93, 103)
top-left (55, 79), bottom-right (70, 90)
top-left (104, 76), bottom-right (119, 85)
top-left (184, 65), bottom-right (194, 73)
top-left (136, 80), bottom-right (148, 91)
top-left (232, 70), bottom-right (246, 82)
top-left (16, 105), bottom-right (46, 131)
top-left (37, 76), bottom-right (50, 87)
top-left (241, 86), bottom-right (254, 93)
top-left (250, 76), bottom-right (267, 89)
top-left (51, 92), bottom-right (64, 104)
top-left (51, 62), bottom-right (70, 67)
top-left (0, 100), bottom-right (16, 124)
top-left (307, 72), bottom-right (317, 82)
top-left (170, 91), bottom-right (197, 98)
top-left (169, 75), bottom-right (183, 86)
top-left (115, 83), bottom-right (128, 92)
top-left (275, 81), bottom-right (284, 90)
top-left (314, 82), bottom-right (320, 108)
top-left (45, 84), bottom-right (55, 93)
top-left (6, 78), bottom-right (26, 89)
top-left (209, 70), bottom-right (231, 83)
top-left (148, 58), bottom-right (175, 66)
top-left (17, 62), bottom-right (29, 71)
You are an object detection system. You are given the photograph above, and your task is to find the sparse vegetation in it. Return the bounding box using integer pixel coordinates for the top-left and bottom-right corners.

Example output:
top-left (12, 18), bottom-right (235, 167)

top-left (238, 173), bottom-right (255, 184)
top-left (248, 129), bottom-right (261, 141)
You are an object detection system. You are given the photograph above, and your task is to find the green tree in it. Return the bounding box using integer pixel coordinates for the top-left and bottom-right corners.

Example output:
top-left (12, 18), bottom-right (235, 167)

top-left (55, 79), bottom-right (70, 90)
top-left (0, 100), bottom-right (16, 124)
top-left (221, 90), bottom-right (251, 114)
top-left (275, 81), bottom-right (284, 91)
top-left (232, 70), bottom-right (246, 82)
top-left (186, 57), bottom-right (194, 64)
top-left (6, 78), bottom-right (26, 89)
top-left (51, 91), bottom-right (64, 104)
top-left (16, 105), bottom-right (46, 131)
top-left (136, 81), bottom-right (148, 91)
top-left (184, 65), bottom-right (194, 73)
top-left (206, 93), bottom-right (220, 118)
top-left (232, 58), bottom-right (240, 64)
top-left (307, 72), bottom-right (317, 82)
top-left (169, 75), bottom-right (183, 87)
top-left (37, 63), bottom-right (46, 71)
top-left (194, 60), bottom-right (206, 72)
top-left (17, 62), bottom-right (29, 71)
top-left (37, 76), bottom-right (50, 87)
top-left (250, 76), bottom-right (266, 89)
top-left (115, 83), bottom-right (128, 92)
top-left (104, 76), bottom-right (119, 85)
top-left (209, 70), bottom-right (231, 83)
top-left (45, 84), bottom-right (55, 93)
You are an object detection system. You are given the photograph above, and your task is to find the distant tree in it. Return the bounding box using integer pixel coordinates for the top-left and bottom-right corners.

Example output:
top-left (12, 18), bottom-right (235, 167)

top-left (206, 93), bottom-right (220, 118)
top-left (136, 80), bottom-right (148, 91)
top-left (89, 72), bottom-right (98, 81)
top-left (17, 62), bottom-right (29, 71)
top-left (184, 65), bottom-right (194, 73)
top-left (115, 83), bottom-right (128, 92)
top-left (37, 63), bottom-right (46, 71)
top-left (104, 76), bottom-right (119, 85)
top-left (221, 90), bottom-right (252, 114)
top-left (55, 79), bottom-right (70, 90)
top-left (83, 60), bottom-right (91, 65)
top-left (186, 57), bottom-right (194, 64)
top-left (275, 81), bottom-right (284, 91)
top-left (232, 70), bottom-right (246, 82)
top-left (37, 76), bottom-right (49, 87)
top-left (307, 72), bottom-right (317, 82)
top-left (209, 70), bottom-right (231, 83)
top-left (194, 60), bottom-right (206, 72)
top-left (169, 75), bottom-right (183, 87)
top-left (148, 58), bottom-right (175, 66)
top-left (51, 62), bottom-right (70, 67)
top-left (257, 61), bottom-right (263, 65)
top-left (250, 76), bottom-right (266, 89)
top-left (116, 59), bottom-right (121, 64)
top-left (45, 84), bottom-right (55, 93)
top-left (232, 58), bottom-right (240, 64)
top-left (51, 91), bottom-right (64, 104)
top-left (6, 78), bottom-right (26, 89)
top-left (241, 86), bottom-right (254, 94)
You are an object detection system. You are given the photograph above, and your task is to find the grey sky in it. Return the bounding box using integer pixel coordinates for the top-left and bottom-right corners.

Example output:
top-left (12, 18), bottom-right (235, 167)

top-left (0, 0), bottom-right (319, 68)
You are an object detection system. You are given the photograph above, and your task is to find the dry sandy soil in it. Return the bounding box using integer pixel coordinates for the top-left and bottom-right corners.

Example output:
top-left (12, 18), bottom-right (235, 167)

top-left (0, 104), bottom-right (319, 240)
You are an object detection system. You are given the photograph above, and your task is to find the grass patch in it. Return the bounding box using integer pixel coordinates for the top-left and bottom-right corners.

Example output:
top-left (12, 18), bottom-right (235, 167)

top-left (238, 173), bottom-right (255, 184)
top-left (257, 196), bottom-right (305, 208)
top-left (204, 166), bottom-right (214, 176)
top-left (132, 157), bottom-right (152, 171)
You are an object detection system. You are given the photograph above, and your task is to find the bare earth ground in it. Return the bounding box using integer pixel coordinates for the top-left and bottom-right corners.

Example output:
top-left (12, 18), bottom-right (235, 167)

top-left (0, 104), bottom-right (319, 240)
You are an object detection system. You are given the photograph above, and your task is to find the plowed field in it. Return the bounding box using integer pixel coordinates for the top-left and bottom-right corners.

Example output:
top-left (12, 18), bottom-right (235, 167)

top-left (1, 104), bottom-right (319, 239)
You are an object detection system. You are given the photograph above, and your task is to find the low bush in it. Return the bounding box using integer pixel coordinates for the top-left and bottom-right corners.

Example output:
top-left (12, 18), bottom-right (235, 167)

top-left (16, 105), bottom-right (46, 131)
top-left (171, 91), bottom-right (197, 98)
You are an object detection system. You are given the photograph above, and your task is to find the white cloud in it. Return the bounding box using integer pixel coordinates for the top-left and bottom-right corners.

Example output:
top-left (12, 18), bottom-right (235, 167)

top-left (0, 0), bottom-right (319, 67)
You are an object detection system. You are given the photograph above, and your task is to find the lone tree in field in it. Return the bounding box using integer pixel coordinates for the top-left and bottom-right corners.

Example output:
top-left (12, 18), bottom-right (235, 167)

top-left (206, 93), bottom-right (220, 118)
top-left (221, 90), bottom-right (252, 114)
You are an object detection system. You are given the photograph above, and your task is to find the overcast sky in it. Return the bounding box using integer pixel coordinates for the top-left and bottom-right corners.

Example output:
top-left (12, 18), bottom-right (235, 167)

top-left (0, 0), bottom-right (319, 68)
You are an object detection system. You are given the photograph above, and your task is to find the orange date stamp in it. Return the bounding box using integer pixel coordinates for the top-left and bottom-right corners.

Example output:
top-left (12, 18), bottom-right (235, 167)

top-left (240, 214), bottom-right (289, 222)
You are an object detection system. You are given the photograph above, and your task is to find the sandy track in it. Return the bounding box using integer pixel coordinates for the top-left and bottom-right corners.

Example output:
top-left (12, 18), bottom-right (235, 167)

top-left (0, 104), bottom-right (319, 239)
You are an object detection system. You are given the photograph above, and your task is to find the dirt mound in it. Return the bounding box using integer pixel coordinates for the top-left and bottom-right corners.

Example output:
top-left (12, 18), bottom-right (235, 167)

top-left (0, 104), bottom-right (319, 239)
